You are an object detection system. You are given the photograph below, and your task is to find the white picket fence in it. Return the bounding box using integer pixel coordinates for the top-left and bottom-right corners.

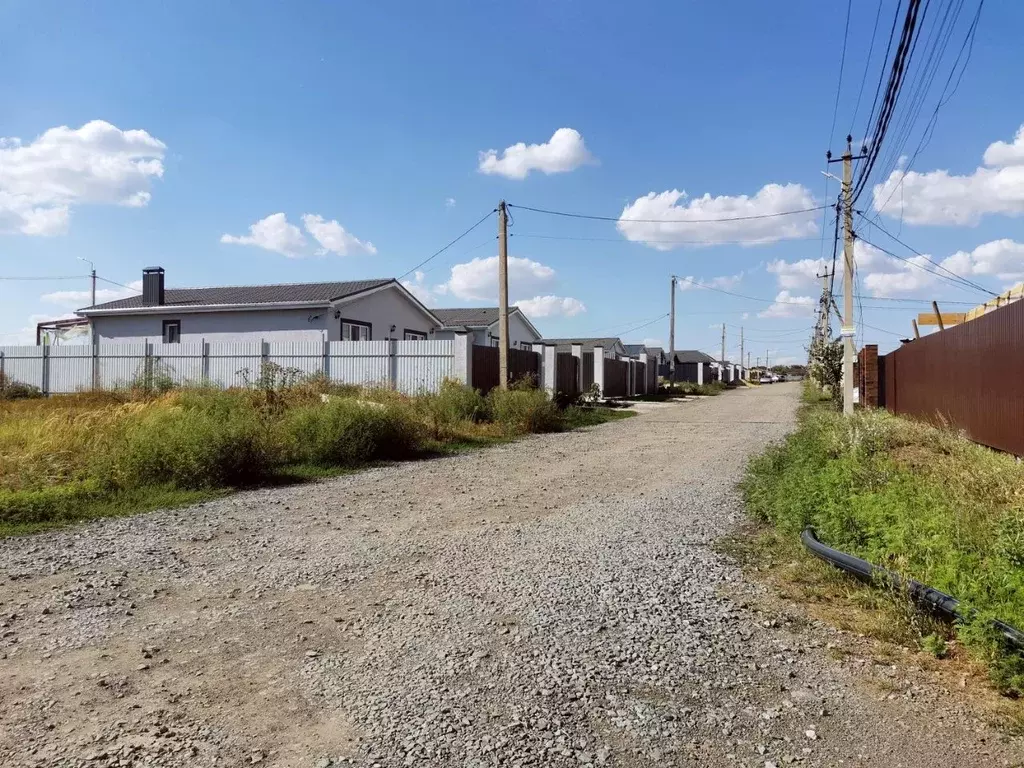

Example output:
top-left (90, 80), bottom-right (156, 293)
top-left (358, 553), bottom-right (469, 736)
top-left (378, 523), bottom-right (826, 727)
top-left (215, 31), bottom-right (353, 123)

top-left (0, 339), bottom-right (465, 395)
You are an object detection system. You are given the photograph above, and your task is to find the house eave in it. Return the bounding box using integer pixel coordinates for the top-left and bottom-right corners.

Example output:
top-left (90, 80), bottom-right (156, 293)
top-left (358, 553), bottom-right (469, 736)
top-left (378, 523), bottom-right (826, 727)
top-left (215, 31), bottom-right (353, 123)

top-left (78, 300), bottom-right (332, 318)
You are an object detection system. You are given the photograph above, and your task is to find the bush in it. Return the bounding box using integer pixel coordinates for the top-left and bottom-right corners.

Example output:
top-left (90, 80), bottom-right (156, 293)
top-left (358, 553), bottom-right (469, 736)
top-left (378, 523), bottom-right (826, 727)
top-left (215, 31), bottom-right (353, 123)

top-left (0, 372), bottom-right (43, 400)
top-left (417, 379), bottom-right (487, 440)
top-left (0, 480), bottom-right (103, 526)
top-left (99, 393), bottom-right (276, 489)
top-left (487, 387), bottom-right (561, 434)
top-left (282, 398), bottom-right (422, 467)
top-left (742, 402), bottom-right (1024, 695)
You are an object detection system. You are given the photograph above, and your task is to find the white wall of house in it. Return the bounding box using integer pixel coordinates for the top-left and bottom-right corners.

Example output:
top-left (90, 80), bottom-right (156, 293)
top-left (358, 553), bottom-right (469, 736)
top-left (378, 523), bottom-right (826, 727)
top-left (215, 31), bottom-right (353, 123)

top-left (332, 285), bottom-right (436, 341)
top-left (91, 308), bottom-right (329, 344)
top-left (431, 310), bottom-right (540, 349)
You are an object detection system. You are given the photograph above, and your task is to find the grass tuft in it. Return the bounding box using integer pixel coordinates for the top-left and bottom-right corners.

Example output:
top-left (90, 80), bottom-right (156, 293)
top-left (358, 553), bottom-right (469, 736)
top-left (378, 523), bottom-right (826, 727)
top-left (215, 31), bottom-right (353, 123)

top-left (741, 384), bottom-right (1024, 696)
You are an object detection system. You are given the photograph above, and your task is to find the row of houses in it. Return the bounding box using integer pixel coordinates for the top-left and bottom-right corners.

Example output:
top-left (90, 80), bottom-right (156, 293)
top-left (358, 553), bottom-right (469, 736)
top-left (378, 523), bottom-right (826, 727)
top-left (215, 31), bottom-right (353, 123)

top-left (38, 266), bottom-right (731, 382)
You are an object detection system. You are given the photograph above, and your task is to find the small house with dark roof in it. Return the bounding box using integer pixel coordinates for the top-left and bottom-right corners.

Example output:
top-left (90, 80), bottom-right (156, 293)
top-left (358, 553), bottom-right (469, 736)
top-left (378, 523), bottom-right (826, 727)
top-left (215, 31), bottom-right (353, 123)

top-left (540, 337), bottom-right (628, 359)
top-left (432, 306), bottom-right (542, 350)
top-left (671, 349), bottom-right (718, 384)
top-left (77, 266), bottom-right (443, 344)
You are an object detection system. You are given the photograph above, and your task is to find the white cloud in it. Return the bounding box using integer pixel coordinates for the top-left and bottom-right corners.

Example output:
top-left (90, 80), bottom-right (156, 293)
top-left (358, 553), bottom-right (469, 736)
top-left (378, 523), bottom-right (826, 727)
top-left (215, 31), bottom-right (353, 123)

top-left (758, 290), bottom-right (815, 319)
top-left (41, 279), bottom-right (142, 308)
top-left (442, 254), bottom-right (556, 301)
top-left (478, 127), bottom-right (594, 180)
top-left (676, 272), bottom-right (744, 292)
top-left (401, 271), bottom-right (435, 306)
top-left (741, 312), bottom-right (750, 320)
top-left (301, 214), bottom-right (376, 256)
top-left (766, 258), bottom-right (827, 290)
top-left (982, 125), bottom-right (1024, 167)
top-left (221, 213), bottom-right (307, 257)
top-left (514, 295), bottom-right (586, 318)
top-left (617, 183), bottom-right (818, 250)
top-left (445, 197), bottom-right (456, 209)
top-left (642, 337), bottom-right (663, 348)
top-left (873, 123), bottom-right (1024, 225)
top-left (940, 239), bottom-right (1024, 284)
top-left (0, 120), bottom-right (166, 236)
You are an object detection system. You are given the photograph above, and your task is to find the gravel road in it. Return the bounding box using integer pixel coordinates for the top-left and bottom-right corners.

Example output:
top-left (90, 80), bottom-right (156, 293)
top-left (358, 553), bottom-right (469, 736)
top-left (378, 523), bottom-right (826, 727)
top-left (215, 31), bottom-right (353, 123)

top-left (2, 383), bottom-right (1021, 767)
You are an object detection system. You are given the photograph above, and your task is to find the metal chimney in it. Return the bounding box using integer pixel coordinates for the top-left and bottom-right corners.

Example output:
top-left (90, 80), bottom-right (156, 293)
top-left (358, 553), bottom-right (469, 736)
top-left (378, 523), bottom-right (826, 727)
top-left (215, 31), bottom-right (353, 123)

top-left (142, 267), bottom-right (165, 306)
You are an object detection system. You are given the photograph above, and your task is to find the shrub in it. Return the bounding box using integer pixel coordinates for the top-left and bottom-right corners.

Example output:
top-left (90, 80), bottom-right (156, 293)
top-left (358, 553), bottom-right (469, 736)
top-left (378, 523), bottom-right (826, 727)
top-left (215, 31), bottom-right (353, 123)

top-left (0, 480), bottom-right (103, 526)
top-left (0, 372), bottom-right (43, 400)
top-left (418, 380), bottom-right (487, 440)
top-left (742, 401), bottom-right (1024, 696)
top-left (99, 393), bottom-right (276, 489)
top-left (281, 398), bottom-right (422, 467)
top-left (487, 387), bottom-right (561, 434)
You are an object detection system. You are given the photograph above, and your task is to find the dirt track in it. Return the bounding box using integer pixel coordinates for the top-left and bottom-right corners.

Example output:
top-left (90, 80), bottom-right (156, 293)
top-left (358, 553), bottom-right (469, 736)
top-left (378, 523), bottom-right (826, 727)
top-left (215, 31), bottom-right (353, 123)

top-left (2, 383), bottom-right (1021, 767)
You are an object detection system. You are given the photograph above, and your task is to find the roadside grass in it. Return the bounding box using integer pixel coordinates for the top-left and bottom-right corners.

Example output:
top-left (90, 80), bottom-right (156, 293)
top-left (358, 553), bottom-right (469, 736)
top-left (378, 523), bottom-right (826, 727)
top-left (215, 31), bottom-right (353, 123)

top-left (0, 378), bottom-right (633, 535)
top-left (739, 383), bottom-right (1024, 697)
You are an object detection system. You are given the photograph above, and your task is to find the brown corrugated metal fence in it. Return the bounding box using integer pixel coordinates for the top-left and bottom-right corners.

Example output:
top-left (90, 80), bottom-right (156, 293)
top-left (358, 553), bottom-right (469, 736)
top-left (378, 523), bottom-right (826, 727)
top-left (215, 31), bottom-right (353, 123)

top-left (581, 352), bottom-right (595, 390)
top-left (555, 352), bottom-right (579, 397)
top-left (879, 298), bottom-right (1024, 455)
top-left (603, 358), bottom-right (629, 398)
top-left (471, 345), bottom-right (540, 393)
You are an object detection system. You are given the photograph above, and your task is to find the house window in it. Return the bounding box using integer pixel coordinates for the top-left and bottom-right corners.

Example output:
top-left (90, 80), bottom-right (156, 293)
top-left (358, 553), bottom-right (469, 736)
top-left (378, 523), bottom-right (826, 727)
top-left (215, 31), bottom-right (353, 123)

top-left (404, 329), bottom-right (427, 341)
top-left (162, 320), bottom-right (181, 344)
top-left (341, 320), bottom-right (371, 341)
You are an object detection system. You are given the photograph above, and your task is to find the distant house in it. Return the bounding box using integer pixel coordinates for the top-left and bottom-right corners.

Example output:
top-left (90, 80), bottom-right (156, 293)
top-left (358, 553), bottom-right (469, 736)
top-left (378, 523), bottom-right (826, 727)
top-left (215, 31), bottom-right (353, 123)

top-left (541, 337), bottom-right (628, 359)
top-left (672, 350), bottom-right (717, 383)
top-left (77, 267), bottom-right (442, 344)
top-left (432, 306), bottom-right (542, 350)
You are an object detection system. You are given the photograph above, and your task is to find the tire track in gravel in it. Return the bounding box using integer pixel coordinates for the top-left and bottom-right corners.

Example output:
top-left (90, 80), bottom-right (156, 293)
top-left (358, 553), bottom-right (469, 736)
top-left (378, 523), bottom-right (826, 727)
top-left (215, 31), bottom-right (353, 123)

top-left (2, 384), bottom-right (1021, 767)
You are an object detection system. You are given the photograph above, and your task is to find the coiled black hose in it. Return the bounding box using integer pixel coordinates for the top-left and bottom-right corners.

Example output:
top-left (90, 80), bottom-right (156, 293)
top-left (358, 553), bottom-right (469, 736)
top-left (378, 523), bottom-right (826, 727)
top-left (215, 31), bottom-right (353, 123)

top-left (801, 527), bottom-right (1024, 652)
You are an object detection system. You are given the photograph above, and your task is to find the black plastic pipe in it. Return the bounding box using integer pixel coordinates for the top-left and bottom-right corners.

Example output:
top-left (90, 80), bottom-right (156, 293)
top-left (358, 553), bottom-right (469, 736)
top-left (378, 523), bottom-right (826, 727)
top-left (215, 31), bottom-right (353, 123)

top-left (801, 527), bottom-right (1024, 652)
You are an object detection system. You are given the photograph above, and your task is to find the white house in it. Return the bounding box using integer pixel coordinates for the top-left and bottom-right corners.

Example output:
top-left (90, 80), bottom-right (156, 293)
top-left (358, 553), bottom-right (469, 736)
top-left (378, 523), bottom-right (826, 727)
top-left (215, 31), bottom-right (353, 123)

top-left (78, 267), bottom-right (443, 344)
top-left (431, 307), bottom-right (542, 350)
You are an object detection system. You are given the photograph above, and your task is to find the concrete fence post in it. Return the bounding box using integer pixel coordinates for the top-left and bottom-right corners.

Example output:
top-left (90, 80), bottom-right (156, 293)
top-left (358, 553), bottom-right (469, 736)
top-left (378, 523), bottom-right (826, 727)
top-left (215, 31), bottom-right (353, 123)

top-left (571, 343), bottom-right (582, 393)
top-left (202, 338), bottom-right (211, 382)
top-left (593, 346), bottom-right (605, 396)
top-left (388, 338), bottom-right (399, 389)
top-left (542, 344), bottom-right (556, 393)
top-left (697, 362), bottom-right (704, 385)
top-left (639, 353), bottom-right (649, 394)
top-left (91, 336), bottom-right (100, 391)
top-left (531, 342), bottom-right (545, 390)
top-left (452, 332), bottom-right (471, 385)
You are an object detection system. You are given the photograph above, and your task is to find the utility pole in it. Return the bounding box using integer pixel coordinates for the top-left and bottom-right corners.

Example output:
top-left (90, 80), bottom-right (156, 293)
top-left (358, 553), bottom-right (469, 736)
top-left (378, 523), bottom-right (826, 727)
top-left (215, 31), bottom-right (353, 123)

top-left (747, 351), bottom-right (751, 370)
top-left (720, 323), bottom-right (726, 382)
top-left (77, 257), bottom-right (96, 307)
top-left (828, 135), bottom-right (866, 416)
top-left (740, 326), bottom-right (744, 380)
top-left (669, 275), bottom-right (677, 379)
top-left (497, 200), bottom-right (510, 389)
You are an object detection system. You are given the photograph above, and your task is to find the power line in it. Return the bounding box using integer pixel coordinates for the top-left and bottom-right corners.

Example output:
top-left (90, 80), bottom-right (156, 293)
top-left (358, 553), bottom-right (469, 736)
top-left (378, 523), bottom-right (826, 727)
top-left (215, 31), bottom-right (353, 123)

top-left (95, 276), bottom-right (138, 291)
top-left (398, 209), bottom-right (497, 280)
top-left (828, 0), bottom-right (854, 144)
top-left (868, 0), bottom-right (984, 221)
top-left (506, 202), bottom-right (828, 225)
top-left (850, 0), bottom-right (886, 133)
top-left (857, 213), bottom-right (996, 295)
top-left (853, 0), bottom-right (928, 203)
top-left (0, 275), bottom-right (90, 281)
top-left (511, 232), bottom-right (821, 246)
top-left (675, 275), bottom-right (814, 306)
top-left (616, 313), bottom-right (670, 338)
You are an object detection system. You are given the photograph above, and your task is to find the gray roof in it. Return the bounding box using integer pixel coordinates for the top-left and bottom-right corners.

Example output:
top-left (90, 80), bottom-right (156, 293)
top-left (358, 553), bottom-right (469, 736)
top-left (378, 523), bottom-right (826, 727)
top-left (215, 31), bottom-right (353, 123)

top-left (646, 346), bottom-right (665, 359)
top-left (674, 350), bottom-right (717, 364)
top-left (622, 344), bottom-right (648, 357)
top-left (81, 279), bottom-right (394, 312)
top-left (433, 307), bottom-right (502, 327)
top-left (541, 337), bottom-right (623, 349)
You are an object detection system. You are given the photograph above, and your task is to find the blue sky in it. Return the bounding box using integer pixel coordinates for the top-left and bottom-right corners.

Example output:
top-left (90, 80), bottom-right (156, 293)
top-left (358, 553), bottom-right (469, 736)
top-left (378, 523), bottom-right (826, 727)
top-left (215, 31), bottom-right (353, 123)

top-left (2, 0), bottom-right (1023, 363)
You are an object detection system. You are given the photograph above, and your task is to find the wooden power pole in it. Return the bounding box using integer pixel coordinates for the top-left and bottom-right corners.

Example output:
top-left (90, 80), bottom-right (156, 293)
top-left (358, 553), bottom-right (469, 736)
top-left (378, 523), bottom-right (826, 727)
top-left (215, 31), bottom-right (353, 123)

top-left (669, 275), bottom-right (677, 379)
top-left (720, 324), bottom-right (726, 380)
top-left (740, 326), bottom-right (744, 380)
top-left (497, 200), bottom-right (510, 389)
